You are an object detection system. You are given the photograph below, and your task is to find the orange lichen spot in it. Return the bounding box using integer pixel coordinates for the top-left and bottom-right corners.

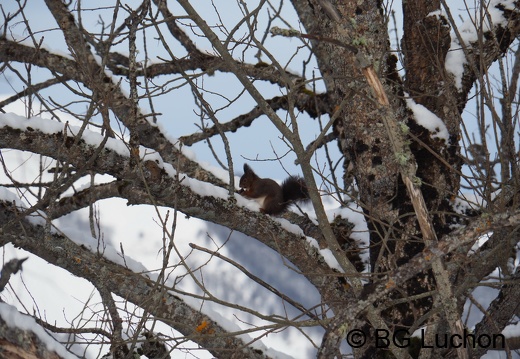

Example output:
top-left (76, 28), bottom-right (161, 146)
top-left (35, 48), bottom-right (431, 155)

top-left (385, 278), bottom-right (395, 289)
top-left (196, 320), bottom-right (215, 335)
top-left (475, 216), bottom-right (493, 235)
top-left (73, 257), bottom-right (81, 264)
top-left (423, 249), bottom-right (432, 261)
top-left (196, 321), bottom-right (209, 333)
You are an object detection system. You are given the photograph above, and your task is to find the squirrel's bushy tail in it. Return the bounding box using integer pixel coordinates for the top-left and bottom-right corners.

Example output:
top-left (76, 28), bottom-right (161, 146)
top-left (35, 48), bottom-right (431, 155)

top-left (281, 176), bottom-right (309, 203)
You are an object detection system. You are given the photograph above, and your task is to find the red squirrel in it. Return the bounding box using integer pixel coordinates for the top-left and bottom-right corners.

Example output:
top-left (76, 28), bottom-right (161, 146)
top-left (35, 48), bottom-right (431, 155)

top-left (238, 163), bottom-right (309, 215)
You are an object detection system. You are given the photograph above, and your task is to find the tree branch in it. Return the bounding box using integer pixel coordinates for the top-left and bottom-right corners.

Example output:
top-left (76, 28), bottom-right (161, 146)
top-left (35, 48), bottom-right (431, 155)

top-left (179, 93), bottom-right (331, 146)
top-left (0, 33), bottom-right (226, 188)
top-left (0, 120), bottom-right (349, 311)
top-left (0, 201), bottom-right (271, 359)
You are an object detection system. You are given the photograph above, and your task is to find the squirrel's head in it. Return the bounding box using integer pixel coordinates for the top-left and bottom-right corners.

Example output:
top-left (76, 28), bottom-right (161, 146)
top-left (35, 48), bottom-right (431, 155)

top-left (239, 163), bottom-right (258, 191)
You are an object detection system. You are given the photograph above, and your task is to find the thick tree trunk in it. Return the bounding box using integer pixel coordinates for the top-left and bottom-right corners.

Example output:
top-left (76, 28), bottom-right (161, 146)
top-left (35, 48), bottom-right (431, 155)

top-left (291, 0), bottom-right (462, 356)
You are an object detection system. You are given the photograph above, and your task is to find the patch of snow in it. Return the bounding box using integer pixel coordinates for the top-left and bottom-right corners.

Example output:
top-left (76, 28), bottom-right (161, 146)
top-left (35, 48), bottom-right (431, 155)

top-left (0, 112), bottom-right (129, 156)
top-left (0, 302), bottom-right (79, 359)
top-left (405, 94), bottom-right (449, 141)
top-left (318, 247), bottom-right (343, 271)
top-left (0, 187), bottom-right (25, 206)
top-left (0, 112), bottom-right (237, 203)
top-left (274, 217), bottom-right (305, 236)
top-left (445, 0), bottom-right (516, 89)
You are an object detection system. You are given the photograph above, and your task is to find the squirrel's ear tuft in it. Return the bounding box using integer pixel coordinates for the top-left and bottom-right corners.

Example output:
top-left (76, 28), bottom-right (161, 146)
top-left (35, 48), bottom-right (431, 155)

top-left (243, 163), bottom-right (252, 173)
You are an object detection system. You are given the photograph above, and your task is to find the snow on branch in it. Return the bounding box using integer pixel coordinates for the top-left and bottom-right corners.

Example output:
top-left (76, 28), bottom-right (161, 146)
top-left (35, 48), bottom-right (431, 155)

top-left (0, 302), bottom-right (78, 359)
top-left (0, 200), bottom-right (273, 359)
top-left (442, 0), bottom-right (520, 91)
top-left (0, 112), bottom-right (349, 316)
